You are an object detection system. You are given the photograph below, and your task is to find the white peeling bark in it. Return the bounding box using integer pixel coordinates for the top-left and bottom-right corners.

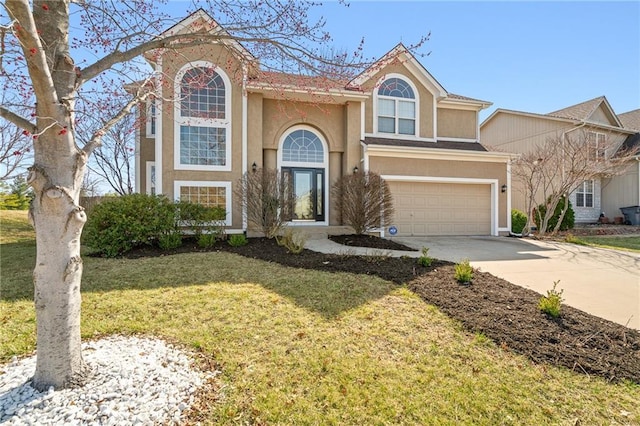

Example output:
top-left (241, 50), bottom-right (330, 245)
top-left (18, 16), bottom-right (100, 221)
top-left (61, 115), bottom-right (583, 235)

top-left (28, 162), bottom-right (90, 390)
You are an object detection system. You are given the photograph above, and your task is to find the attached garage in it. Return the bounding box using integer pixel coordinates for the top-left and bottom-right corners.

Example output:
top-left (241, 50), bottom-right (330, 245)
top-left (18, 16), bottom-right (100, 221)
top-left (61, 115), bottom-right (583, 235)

top-left (388, 181), bottom-right (493, 236)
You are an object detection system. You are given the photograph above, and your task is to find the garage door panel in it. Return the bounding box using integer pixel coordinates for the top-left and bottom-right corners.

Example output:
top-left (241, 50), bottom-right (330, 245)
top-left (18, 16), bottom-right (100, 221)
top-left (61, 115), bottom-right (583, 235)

top-left (389, 182), bottom-right (491, 236)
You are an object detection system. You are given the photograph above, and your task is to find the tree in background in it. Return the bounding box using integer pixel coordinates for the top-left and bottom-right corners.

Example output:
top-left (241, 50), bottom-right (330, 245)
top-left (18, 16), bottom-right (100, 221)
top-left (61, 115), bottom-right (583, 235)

top-left (511, 131), bottom-right (639, 236)
top-left (0, 174), bottom-right (33, 209)
top-left (0, 117), bottom-right (31, 181)
top-left (332, 171), bottom-right (394, 235)
top-left (0, 0), bottom-right (427, 390)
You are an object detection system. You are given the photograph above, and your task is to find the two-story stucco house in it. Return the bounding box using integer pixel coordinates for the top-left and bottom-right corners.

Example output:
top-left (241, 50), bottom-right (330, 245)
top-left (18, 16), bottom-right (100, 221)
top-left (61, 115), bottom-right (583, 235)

top-left (481, 96), bottom-right (640, 224)
top-left (135, 10), bottom-right (512, 237)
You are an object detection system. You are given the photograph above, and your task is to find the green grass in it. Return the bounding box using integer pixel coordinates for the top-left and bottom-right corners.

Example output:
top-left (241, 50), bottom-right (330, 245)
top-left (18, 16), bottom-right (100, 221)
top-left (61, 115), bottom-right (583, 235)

top-left (2, 211), bottom-right (639, 424)
top-left (566, 234), bottom-right (640, 252)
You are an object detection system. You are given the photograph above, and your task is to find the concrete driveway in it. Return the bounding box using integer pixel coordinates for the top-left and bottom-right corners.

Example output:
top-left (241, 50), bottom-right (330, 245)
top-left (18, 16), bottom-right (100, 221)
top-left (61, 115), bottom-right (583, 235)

top-left (394, 236), bottom-right (640, 330)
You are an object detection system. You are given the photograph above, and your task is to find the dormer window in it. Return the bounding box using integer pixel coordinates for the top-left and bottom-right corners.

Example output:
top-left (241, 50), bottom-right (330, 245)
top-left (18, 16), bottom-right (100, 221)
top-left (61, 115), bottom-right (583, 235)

top-left (377, 77), bottom-right (416, 136)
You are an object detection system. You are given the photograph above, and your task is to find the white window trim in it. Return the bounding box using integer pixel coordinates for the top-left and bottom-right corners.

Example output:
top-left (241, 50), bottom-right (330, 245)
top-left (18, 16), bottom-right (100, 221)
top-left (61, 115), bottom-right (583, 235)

top-left (146, 98), bottom-right (156, 137)
top-left (575, 179), bottom-right (594, 208)
top-left (373, 73), bottom-right (420, 138)
top-left (145, 161), bottom-right (156, 195)
top-left (588, 131), bottom-right (607, 161)
top-left (174, 180), bottom-right (233, 226)
top-left (277, 125), bottom-right (329, 226)
top-left (174, 61), bottom-right (232, 172)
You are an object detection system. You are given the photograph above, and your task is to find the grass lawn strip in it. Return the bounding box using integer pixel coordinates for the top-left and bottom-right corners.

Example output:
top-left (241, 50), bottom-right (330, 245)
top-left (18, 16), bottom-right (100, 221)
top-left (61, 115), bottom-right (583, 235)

top-left (2, 211), bottom-right (639, 424)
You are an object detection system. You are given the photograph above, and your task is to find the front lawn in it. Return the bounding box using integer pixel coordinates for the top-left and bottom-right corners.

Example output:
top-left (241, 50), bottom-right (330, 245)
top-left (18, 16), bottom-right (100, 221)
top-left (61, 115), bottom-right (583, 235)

top-left (1, 211), bottom-right (639, 424)
top-left (574, 235), bottom-right (640, 252)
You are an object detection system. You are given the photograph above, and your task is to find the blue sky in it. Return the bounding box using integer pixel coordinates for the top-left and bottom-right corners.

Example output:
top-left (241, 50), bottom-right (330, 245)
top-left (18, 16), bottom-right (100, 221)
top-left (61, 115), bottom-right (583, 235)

top-left (166, 0), bottom-right (639, 121)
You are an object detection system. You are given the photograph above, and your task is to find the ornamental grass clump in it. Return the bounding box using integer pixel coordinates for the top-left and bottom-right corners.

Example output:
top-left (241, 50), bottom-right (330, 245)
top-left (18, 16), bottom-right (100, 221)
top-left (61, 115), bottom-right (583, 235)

top-left (538, 280), bottom-right (564, 318)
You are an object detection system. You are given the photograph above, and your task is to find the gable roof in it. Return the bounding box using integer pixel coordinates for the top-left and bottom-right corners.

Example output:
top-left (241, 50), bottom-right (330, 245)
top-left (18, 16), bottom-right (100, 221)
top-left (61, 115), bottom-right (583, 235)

top-left (149, 9), bottom-right (255, 63)
top-left (547, 96), bottom-right (623, 128)
top-left (348, 43), bottom-right (447, 98)
top-left (619, 109), bottom-right (640, 132)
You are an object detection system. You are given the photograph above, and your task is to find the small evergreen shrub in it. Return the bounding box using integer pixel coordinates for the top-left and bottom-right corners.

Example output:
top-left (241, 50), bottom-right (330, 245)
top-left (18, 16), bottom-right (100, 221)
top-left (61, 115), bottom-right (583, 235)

top-left (158, 232), bottom-right (182, 250)
top-left (197, 232), bottom-right (218, 248)
top-left (417, 247), bottom-right (432, 267)
top-left (454, 259), bottom-right (473, 283)
top-left (176, 201), bottom-right (226, 236)
top-left (511, 209), bottom-right (527, 234)
top-left (276, 229), bottom-right (307, 254)
top-left (534, 196), bottom-right (575, 232)
top-left (83, 194), bottom-right (176, 257)
top-left (538, 280), bottom-right (564, 318)
top-left (228, 234), bottom-right (248, 247)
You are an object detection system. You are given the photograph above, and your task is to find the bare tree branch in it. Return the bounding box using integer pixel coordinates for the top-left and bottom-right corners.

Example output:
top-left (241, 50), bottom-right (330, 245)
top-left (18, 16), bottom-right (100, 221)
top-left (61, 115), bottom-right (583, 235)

top-left (0, 104), bottom-right (36, 133)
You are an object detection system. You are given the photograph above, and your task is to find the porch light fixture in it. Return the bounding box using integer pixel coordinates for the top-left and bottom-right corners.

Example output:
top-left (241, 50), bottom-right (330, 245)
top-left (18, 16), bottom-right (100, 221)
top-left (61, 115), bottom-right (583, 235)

top-left (251, 162), bottom-right (257, 173)
top-left (353, 166), bottom-right (359, 174)
top-left (501, 184), bottom-right (507, 193)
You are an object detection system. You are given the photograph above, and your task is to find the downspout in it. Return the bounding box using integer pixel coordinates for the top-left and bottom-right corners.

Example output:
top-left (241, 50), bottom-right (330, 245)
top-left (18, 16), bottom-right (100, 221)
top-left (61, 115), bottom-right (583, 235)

top-left (241, 64), bottom-right (249, 232)
top-left (154, 56), bottom-right (163, 195)
top-left (134, 105), bottom-right (141, 193)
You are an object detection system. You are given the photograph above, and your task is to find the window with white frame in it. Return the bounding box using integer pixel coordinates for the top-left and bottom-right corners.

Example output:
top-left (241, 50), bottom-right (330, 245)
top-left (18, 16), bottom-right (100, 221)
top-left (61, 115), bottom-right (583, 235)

top-left (174, 181), bottom-right (232, 226)
top-left (587, 132), bottom-right (606, 161)
top-left (175, 64), bottom-right (231, 170)
top-left (146, 161), bottom-right (156, 195)
top-left (576, 180), bottom-right (594, 208)
top-left (146, 98), bottom-right (156, 137)
top-left (376, 77), bottom-right (416, 136)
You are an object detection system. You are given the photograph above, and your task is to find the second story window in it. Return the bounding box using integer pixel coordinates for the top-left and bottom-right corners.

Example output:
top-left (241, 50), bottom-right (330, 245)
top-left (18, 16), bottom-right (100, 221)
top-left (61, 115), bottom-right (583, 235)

top-left (174, 63), bottom-right (231, 171)
top-left (377, 77), bottom-right (416, 136)
top-left (587, 131), bottom-right (607, 161)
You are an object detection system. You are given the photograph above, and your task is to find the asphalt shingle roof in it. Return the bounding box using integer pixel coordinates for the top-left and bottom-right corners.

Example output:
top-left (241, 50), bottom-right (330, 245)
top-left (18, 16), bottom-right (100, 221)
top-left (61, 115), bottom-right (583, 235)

top-left (618, 109), bottom-right (640, 132)
top-left (546, 96), bottom-right (606, 121)
top-left (363, 137), bottom-right (487, 152)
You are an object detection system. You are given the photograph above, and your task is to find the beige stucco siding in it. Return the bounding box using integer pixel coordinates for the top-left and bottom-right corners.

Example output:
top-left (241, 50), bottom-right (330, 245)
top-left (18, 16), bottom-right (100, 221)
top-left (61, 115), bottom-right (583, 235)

top-left (437, 108), bottom-right (477, 139)
top-left (261, 99), bottom-right (345, 152)
top-left (138, 103), bottom-right (156, 194)
top-left (361, 63), bottom-right (434, 139)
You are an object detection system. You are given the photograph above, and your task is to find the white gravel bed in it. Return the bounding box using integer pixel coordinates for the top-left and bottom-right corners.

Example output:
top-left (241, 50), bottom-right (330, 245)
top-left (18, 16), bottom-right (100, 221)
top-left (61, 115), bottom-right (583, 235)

top-left (0, 335), bottom-right (215, 425)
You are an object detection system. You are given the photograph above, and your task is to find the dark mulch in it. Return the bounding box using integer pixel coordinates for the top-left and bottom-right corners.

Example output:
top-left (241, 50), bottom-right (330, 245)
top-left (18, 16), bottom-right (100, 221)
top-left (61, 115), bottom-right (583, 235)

top-left (329, 234), bottom-right (416, 251)
top-left (119, 235), bottom-right (640, 384)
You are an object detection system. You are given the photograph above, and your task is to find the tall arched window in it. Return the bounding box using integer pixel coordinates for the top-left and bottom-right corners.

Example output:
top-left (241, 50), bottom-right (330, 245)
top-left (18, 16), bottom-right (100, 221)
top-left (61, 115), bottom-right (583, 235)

top-left (279, 126), bottom-right (328, 222)
top-left (174, 63), bottom-right (231, 171)
top-left (377, 76), bottom-right (417, 136)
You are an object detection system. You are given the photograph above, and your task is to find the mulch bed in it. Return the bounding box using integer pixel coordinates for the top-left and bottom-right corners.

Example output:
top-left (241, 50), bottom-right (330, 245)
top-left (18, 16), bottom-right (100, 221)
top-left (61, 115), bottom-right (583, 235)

top-left (119, 234), bottom-right (640, 384)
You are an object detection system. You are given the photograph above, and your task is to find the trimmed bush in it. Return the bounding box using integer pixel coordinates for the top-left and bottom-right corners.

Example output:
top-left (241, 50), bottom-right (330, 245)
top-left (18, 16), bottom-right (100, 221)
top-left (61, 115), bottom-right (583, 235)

top-left (228, 234), bottom-right (248, 247)
top-left (534, 196), bottom-right (575, 233)
top-left (454, 259), bottom-right (473, 284)
top-left (83, 194), bottom-right (176, 257)
top-left (538, 281), bottom-right (564, 318)
top-left (511, 209), bottom-right (527, 234)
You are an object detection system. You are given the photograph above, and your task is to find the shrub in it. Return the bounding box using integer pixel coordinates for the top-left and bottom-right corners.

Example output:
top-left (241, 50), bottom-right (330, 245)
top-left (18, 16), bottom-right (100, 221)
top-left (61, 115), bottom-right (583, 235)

top-left (158, 232), bottom-right (182, 250)
top-left (417, 247), bottom-right (432, 267)
top-left (534, 196), bottom-right (575, 233)
top-left (276, 229), bottom-right (307, 254)
top-left (538, 280), bottom-right (564, 318)
top-left (197, 232), bottom-right (218, 248)
top-left (83, 194), bottom-right (176, 257)
top-left (176, 201), bottom-right (226, 236)
top-left (331, 171), bottom-right (394, 235)
top-left (454, 259), bottom-right (473, 283)
top-left (228, 234), bottom-right (248, 247)
top-left (511, 209), bottom-right (527, 234)
top-left (235, 168), bottom-right (293, 239)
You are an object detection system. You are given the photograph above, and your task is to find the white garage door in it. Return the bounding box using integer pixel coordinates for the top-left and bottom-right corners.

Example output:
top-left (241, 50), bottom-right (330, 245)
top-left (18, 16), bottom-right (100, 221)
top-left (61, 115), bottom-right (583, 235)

top-left (389, 182), bottom-right (492, 236)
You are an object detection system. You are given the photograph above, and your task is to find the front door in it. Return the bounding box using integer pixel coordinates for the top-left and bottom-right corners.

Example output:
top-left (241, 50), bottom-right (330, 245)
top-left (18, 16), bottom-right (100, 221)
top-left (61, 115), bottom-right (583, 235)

top-left (284, 168), bottom-right (324, 221)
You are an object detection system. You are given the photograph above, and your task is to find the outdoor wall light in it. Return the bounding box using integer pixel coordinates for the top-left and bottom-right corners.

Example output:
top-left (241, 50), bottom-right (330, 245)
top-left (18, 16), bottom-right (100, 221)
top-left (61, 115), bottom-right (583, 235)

top-left (353, 166), bottom-right (359, 174)
top-left (501, 184), bottom-right (507, 193)
top-left (251, 162), bottom-right (257, 172)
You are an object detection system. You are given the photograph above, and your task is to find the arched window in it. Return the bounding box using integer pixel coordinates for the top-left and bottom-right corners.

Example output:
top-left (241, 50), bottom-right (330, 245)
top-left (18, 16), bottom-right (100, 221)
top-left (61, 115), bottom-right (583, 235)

top-left (174, 63), bottom-right (231, 171)
top-left (377, 76), bottom-right (417, 136)
top-left (282, 129), bottom-right (324, 163)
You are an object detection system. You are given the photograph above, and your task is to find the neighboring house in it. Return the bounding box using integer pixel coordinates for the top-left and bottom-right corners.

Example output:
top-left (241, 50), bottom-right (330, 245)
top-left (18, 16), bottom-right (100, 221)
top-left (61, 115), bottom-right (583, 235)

top-left (135, 10), bottom-right (512, 237)
top-left (481, 96), bottom-right (639, 223)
